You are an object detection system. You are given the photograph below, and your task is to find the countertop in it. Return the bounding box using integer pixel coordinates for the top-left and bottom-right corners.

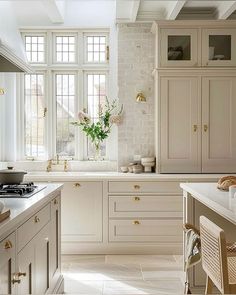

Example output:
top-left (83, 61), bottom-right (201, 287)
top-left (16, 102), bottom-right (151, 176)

top-left (180, 183), bottom-right (236, 225)
top-left (0, 183), bottom-right (63, 239)
top-left (24, 171), bottom-right (228, 182)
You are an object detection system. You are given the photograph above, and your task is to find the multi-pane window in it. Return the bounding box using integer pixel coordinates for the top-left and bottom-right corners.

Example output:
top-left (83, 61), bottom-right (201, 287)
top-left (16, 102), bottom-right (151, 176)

top-left (25, 36), bottom-right (44, 63)
top-left (56, 36), bottom-right (75, 62)
top-left (56, 74), bottom-right (75, 157)
top-left (87, 73), bottom-right (106, 158)
top-left (24, 74), bottom-right (45, 158)
top-left (86, 36), bottom-right (107, 62)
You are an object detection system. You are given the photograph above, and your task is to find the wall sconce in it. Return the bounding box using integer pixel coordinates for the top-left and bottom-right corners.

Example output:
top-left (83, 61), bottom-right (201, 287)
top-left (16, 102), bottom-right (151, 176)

top-left (136, 92), bottom-right (146, 102)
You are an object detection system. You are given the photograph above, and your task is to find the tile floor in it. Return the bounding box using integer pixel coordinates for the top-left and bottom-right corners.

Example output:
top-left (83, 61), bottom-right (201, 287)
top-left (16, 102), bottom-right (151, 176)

top-left (62, 255), bottom-right (185, 294)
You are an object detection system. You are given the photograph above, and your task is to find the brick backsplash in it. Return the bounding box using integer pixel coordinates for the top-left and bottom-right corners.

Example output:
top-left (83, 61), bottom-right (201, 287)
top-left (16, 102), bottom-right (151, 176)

top-left (118, 23), bottom-right (155, 167)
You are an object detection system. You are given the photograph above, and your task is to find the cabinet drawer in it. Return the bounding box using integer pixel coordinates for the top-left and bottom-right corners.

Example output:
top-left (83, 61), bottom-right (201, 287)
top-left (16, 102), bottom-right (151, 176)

top-left (0, 232), bottom-right (15, 257)
top-left (108, 181), bottom-right (181, 194)
top-left (109, 195), bottom-right (183, 218)
top-left (17, 204), bottom-right (50, 251)
top-left (109, 219), bottom-right (182, 242)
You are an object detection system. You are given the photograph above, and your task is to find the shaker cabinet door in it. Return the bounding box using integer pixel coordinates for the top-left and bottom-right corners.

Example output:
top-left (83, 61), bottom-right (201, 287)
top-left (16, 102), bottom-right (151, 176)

top-left (202, 76), bottom-right (236, 173)
top-left (160, 75), bottom-right (201, 173)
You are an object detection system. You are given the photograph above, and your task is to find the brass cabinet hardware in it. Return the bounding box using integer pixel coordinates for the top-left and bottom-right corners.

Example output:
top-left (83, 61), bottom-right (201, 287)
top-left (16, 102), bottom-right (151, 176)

top-left (12, 278), bottom-right (21, 284)
top-left (4, 240), bottom-right (13, 249)
top-left (133, 220), bottom-right (140, 225)
top-left (74, 183), bottom-right (81, 187)
top-left (134, 197), bottom-right (140, 201)
top-left (34, 216), bottom-right (40, 223)
top-left (43, 107), bottom-right (47, 118)
top-left (0, 88), bottom-right (5, 95)
top-left (134, 185), bottom-right (140, 190)
top-left (54, 199), bottom-right (58, 205)
top-left (106, 46), bottom-right (109, 61)
top-left (16, 272), bottom-right (26, 277)
top-left (204, 124), bottom-right (208, 132)
top-left (193, 125), bottom-right (198, 132)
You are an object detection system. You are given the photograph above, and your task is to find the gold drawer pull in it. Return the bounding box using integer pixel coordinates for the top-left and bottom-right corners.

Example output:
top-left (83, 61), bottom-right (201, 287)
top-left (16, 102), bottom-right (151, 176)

top-left (133, 220), bottom-right (140, 225)
top-left (134, 185), bottom-right (140, 190)
top-left (34, 216), bottom-right (40, 223)
top-left (4, 240), bottom-right (13, 249)
top-left (134, 197), bottom-right (140, 201)
top-left (193, 125), bottom-right (197, 132)
top-left (74, 183), bottom-right (81, 188)
top-left (16, 272), bottom-right (26, 277)
top-left (12, 278), bottom-right (21, 284)
top-left (54, 199), bottom-right (58, 205)
top-left (204, 124), bottom-right (208, 132)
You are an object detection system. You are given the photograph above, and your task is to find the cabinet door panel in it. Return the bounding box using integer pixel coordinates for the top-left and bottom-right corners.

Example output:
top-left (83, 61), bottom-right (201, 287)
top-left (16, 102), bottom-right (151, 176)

top-left (202, 76), bottom-right (236, 172)
top-left (61, 182), bottom-right (103, 242)
top-left (160, 76), bottom-right (201, 173)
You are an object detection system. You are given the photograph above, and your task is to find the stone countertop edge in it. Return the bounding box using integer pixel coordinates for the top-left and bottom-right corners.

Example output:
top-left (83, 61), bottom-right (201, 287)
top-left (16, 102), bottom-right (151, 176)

top-left (24, 171), bottom-right (230, 182)
top-left (0, 183), bottom-right (63, 240)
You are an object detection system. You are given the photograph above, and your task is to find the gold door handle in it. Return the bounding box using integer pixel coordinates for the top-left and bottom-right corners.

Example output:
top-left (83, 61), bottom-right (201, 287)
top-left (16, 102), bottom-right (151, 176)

top-left (12, 278), bottom-right (21, 284)
top-left (134, 185), bottom-right (140, 190)
top-left (134, 196), bottom-right (140, 201)
top-left (34, 216), bottom-right (40, 223)
top-left (204, 124), bottom-right (208, 132)
top-left (193, 125), bottom-right (198, 132)
top-left (74, 183), bottom-right (81, 188)
top-left (16, 272), bottom-right (26, 277)
top-left (4, 240), bottom-right (13, 249)
top-left (133, 220), bottom-right (140, 225)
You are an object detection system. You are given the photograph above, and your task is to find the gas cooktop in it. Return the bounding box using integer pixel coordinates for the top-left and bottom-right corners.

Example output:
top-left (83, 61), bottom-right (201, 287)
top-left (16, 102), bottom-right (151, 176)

top-left (0, 182), bottom-right (46, 198)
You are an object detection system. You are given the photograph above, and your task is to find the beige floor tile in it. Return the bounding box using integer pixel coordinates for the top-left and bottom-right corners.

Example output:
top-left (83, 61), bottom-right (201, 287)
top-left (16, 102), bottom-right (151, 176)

top-left (105, 255), bottom-right (176, 266)
top-left (64, 279), bottom-right (103, 294)
top-left (62, 254), bottom-right (106, 264)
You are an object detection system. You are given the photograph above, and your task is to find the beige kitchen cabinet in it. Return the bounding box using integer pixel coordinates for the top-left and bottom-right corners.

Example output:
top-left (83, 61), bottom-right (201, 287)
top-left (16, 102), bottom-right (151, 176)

top-left (202, 28), bottom-right (236, 67)
top-left (0, 232), bottom-right (16, 294)
top-left (61, 181), bottom-right (103, 242)
top-left (157, 71), bottom-right (236, 173)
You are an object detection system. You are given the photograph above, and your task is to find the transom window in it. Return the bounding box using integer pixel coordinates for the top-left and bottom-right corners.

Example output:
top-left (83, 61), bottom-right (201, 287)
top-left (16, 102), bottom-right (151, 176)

top-left (56, 36), bottom-right (75, 62)
top-left (21, 30), bottom-right (109, 161)
top-left (25, 36), bottom-right (45, 63)
top-left (24, 74), bottom-right (45, 158)
top-left (86, 35), bottom-right (107, 63)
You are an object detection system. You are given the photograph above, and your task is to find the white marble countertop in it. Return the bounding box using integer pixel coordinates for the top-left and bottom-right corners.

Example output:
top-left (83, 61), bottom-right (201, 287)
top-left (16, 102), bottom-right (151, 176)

top-left (24, 171), bottom-right (227, 182)
top-left (0, 183), bottom-right (63, 240)
top-left (180, 182), bottom-right (236, 225)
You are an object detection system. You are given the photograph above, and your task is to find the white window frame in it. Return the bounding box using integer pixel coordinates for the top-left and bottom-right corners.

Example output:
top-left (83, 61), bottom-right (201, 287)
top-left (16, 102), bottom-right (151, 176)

top-left (18, 29), bottom-right (111, 162)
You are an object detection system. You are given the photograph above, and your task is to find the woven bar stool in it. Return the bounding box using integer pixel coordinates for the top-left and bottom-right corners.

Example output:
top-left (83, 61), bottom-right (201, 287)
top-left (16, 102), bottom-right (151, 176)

top-left (200, 216), bottom-right (236, 294)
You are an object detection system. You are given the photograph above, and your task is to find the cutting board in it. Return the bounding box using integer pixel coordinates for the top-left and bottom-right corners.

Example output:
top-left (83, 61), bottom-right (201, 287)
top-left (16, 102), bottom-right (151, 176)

top-left (0, 209), bottom-right (10, 223)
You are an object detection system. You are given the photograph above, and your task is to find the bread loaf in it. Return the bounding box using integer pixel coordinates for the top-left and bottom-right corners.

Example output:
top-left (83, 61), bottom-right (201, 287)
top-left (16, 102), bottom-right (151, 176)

top-left (217, 175), bottom-right (236, 191)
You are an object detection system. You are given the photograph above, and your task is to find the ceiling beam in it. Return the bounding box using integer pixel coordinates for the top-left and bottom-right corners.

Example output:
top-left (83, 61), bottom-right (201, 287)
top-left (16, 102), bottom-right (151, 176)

top-left (41, 0), bottom-right (64, 24)
top-left (130, 0), bottom-right (141, 22)
top-left (166, 0), bottom-right (187, 20)
top-left (217, 1), bottom-right (236, 19)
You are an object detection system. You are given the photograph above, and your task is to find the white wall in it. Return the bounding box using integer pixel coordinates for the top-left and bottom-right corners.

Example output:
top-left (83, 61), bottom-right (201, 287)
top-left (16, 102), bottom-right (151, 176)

top-left (117, 23), bottom-right (155, 167)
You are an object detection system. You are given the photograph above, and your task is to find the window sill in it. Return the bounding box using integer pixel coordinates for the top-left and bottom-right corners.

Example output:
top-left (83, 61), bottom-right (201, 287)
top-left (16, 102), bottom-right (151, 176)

top-left (7, 160), bottom-right (117, 172)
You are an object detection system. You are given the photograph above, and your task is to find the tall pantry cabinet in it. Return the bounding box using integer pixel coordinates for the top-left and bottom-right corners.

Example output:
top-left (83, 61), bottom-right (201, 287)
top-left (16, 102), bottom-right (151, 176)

top-left (152, 21), bottom-right (236, 173)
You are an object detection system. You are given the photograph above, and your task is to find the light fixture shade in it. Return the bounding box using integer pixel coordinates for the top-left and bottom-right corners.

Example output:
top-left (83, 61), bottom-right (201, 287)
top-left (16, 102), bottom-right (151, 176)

top-left (136, 92), bottom-right (146, 102)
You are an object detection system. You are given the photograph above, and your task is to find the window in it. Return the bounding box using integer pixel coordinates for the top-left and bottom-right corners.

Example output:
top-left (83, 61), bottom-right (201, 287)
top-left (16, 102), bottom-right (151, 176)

top-left (86, 35), bottom-right (107, 63)
top-left (24, 74), bottom-right (45, 158)
top-left (56, 74), bottom-right (76, 156)
top-left (55, 36), bottom-right (75, 62)
top-left (25, 35), bottom-right (45, 63)
top-left (20, 30), bottom-right (109, 161)
top-left (86, 73), bottom-right (107, 158)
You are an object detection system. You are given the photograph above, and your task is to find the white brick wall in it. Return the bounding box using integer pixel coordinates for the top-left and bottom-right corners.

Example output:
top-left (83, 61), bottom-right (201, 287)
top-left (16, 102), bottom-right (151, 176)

top-left (117, 23), bottom-right (155, 167)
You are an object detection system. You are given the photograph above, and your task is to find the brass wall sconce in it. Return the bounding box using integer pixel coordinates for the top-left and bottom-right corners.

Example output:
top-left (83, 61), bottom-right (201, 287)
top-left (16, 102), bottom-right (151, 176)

top-left (136, 92), bottom-right (146, 102)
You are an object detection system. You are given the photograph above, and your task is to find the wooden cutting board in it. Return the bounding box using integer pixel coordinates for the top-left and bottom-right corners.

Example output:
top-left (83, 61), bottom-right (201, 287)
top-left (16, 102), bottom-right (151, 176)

top-left (0, 209), bottom-right (10, 223)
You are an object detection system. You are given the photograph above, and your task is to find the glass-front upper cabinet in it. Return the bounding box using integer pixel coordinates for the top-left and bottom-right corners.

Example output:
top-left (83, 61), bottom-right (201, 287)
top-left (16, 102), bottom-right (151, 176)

top-left (202, 29), bottom-right (236, 67)
top-left (160, 28), bottom-right (199, 67)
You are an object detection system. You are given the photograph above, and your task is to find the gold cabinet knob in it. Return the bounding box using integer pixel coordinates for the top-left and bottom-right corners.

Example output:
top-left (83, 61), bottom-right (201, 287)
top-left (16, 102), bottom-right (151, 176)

top-left (12, 278), bottom-right (21, 284)
top-left (134, 196), bottom-right (140, 201)
top-left (133, 220), bottom-right (140, 225)
top-left (193, 125), bottom-right (198, 132)
top-left (54, 199), bottom-right (58, 205)
top-left (74, 183), bottom-right (81, 188)
top-left (16, 272), bottom-right (26, 277)
top-left (4, 240), bottom-right (13, 249)
top-left (34, 216), bottom-right (40, 223)
top-left (134, 185), bottom-right (140, 190)
top-left (204, 124), bottom-right (208, 132)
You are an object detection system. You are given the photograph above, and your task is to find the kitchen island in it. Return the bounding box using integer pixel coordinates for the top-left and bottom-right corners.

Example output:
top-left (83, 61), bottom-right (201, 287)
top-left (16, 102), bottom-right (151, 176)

top-left (0, 183), bottom-right (64, 294)
top-left (181, 182), bottom-right (236, 293)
